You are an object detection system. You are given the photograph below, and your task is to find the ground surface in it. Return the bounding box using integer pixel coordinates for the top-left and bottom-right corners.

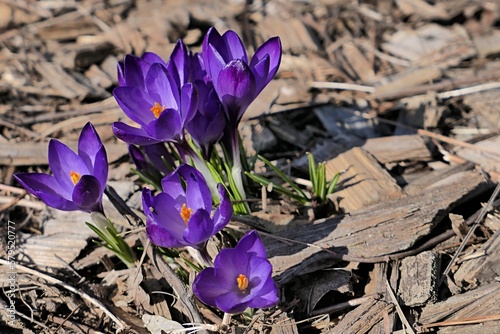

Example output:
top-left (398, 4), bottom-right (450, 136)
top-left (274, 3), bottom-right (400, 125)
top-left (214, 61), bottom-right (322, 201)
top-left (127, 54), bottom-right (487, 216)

top-left (0, 0), bottom-right (500, 333)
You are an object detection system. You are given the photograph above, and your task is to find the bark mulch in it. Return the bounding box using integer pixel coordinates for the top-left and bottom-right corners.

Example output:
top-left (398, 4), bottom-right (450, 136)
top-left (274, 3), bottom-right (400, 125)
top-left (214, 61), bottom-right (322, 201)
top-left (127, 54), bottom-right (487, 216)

top-left (0, 0), bottom-right (499, 333)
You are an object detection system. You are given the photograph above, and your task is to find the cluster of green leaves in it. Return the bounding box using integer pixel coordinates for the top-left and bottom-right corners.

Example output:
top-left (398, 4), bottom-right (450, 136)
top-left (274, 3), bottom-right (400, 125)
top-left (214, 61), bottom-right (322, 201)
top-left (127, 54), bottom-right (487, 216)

top-left (246, 153), bottom-right (340, 205)
top-left (86, 212), bottom-right (137, 268)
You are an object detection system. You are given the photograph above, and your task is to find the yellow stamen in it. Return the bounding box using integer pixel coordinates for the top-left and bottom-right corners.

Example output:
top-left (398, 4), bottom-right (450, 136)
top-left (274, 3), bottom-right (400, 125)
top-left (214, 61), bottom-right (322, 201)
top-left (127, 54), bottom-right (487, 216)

top-left (150, 101), bottom-right (166, 118)
top-left (70, 171), bottom-right (81, 185)
top-left (237, 274), bottom-right (249, 292)
top-left (180, 203), bottom-right (193, 225)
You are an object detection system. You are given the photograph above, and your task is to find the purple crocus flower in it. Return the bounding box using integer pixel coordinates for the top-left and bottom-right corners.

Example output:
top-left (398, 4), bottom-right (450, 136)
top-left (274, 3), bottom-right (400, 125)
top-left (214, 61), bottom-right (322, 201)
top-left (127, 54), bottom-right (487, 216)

top-left (113, 57), bottom-right (198, 145)
top-left (167, 40), bottom-right (206, 87)
top-left (202, 27), bottom-right (282, 129)
top-left (129, 143), bottom-right (173, 177)
top-left (186, 84), bottom-right (226, 158)
top-left (193, 230), bottom-right (279, 314)
top-left (142, 164), bottom-right (232, 249)
top-left (14, 122), bottom-right (108, 213)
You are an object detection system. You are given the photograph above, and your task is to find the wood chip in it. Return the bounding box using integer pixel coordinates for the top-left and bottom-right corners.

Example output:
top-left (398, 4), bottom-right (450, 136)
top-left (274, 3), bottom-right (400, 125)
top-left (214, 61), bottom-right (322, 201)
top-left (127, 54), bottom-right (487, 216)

top-left (453, 228), bottom-right (500, 286)
top-left (362, 135), bottom-right (431, 164)
top-left (324, 297), bottom-right (393, 334)
top-left (454, 134), bottom-right (500, 182)
top-left (398, 251), bottom-right (439, 306)
top-left (420, 282), bottom-right (500, 325)
top-left (325, 147), bottom-right (404, 212)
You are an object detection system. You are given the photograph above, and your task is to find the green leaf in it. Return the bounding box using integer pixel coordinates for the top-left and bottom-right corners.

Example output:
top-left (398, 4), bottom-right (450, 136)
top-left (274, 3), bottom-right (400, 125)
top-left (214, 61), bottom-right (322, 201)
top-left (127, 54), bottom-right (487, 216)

top-left (317, 162), bottom-right (327, 201)
top-left (308, 153), bottom-right (318, 194)
top-left (327, 171), bottom-right (341, 196)
top-left (257, 155), bottom-right (308, 200)
top-left (245, 172), bottom-right (308, 204)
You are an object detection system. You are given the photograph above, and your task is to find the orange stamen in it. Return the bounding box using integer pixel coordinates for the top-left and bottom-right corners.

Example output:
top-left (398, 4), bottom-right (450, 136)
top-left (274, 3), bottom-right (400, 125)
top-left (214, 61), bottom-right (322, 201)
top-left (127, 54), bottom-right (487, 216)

top-left (70, 171), bottom-right (81, 185)
top-left (150, 101), bottom-right (166, 118)
top-left (237, 274), bottom-right (249, 292)
top-left (180, 203), bottom-right (193, 225)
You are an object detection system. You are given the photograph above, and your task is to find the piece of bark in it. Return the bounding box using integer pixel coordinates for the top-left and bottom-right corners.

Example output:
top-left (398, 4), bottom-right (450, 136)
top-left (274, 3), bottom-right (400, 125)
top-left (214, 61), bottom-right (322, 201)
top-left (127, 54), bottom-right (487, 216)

top-left (0, 141), bottom-right (127, 166)
top-left (373, 67), bottom-right (442, 100)
top-left (293, 269), bottom-right (353, 314)
top-left (264, 170), bottom-right (487, 283)
top-left (463, 90), bottom-right (500, 129)
top-left (54, 40), bottom-right (115, 69)
top-left (381, 24), bottom-right (475, 67)
top-left (419, 282), bottom-right (500, 325)
top-left (19, 209), bottom-right (93, 268)
top-left (363, 263), bottom-right (396, 334)
top-left (257, 16), bottom-right (321, 54)
top-left (324, 147), bottom-right (404, 212)
top-left (334, 41), bottom-right (376, 83)
top-left (398, 251), bottom-right (440, 306)
top-left (473, 29), bottom-right (500, 58)
top-left (269, 312), bottom-right (299, 334)
top-left (34, 62), bottom-right (90, 99)
top-left (396, 0), bottom-right (450, 20)
top-left (454, 134), bottom-right (500, 182)
top-left (453, 229), bottom-right (500, 286)
top-left (362, 135), bottom-right (431, 164)
top-left (404, 161), bottom-right (476, 195)
top-left (85, 64), bottom-right (114, 89)
top-left (484, 212), bottom-right (500, 232)
top-left (324, 298), bottom-right (393, 334)
top-left (35, 11), bottom-right (101, 41)
top-left (314, 105), bottom-right (382, 140)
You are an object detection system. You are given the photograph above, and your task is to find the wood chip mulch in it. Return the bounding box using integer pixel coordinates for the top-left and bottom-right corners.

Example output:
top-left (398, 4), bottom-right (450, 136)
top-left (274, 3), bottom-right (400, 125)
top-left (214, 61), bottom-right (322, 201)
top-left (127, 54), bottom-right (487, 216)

top-left (0, 0), bottom-right (499, 333)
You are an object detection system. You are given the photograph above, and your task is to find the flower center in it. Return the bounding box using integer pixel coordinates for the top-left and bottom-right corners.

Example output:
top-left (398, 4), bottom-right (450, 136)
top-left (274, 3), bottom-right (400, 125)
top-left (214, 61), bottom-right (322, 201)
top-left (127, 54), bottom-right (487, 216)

top-left (180, 203), bottom-right (193, 225)
top-left (150, 101), bottom-right (166, 118)
top-left (236, 274), bottom-right (249, 292)
top-left (70, 171), bottom-right (81, 185)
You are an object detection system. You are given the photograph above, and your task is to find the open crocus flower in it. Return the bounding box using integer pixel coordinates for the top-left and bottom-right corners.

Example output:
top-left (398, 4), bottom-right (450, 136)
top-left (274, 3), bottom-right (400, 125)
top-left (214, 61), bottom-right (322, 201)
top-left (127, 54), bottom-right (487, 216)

top-left (202, 27), bottom-right (282, 129)
top-left (193, 230), bottom-right (279, 314)
top-left (113, 60), bottom-right (198, 145)
top-left (14, 122), bottom-right (108, 213)
top-left (142, 164), bottom-right (232, 249)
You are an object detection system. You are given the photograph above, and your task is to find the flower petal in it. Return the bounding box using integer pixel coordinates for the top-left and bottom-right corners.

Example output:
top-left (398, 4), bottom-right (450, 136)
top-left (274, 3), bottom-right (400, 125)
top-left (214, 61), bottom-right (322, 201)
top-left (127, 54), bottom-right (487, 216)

top-left (202, 43), bottom-right (226, 90)
top-left (221, 29), bottom-right (248, 63)
top-left (214, 249), bottom-right (250, 286)
top-left (72, 175), bottom-right (103, 212)
top-left (183, 209), bottom-right (213, 245)
top-left (14, 173), bottom-right (77, 210)
top-left (247, 276), bottom-right (279, 309)
top-left (48, 139), bottom-right (89, 192)
top-left (193, 268), bottom-right (233, 307)
top-left (142, 108), bottom-right (182, 142)
top-left (141, 52), bottom-right (167, 68)
top-left (178, 165), bottom-right (212, 211)
top-left (142, 189), bottom-right (187, 247)
top-left (112, 122), bottom-right (160, 145)
top-left (214, 291), bottom-right (249, 314)
top-left (180, 83), bottom-right (198, 125)
top-left (168, 40), bottom-right (188, 87)
top-left (211, 184), bottom-right (233, 233)
top-left (143, 143), bottom-right (173, 175)
top-left (250, 37), bottom-right (282, 94)
top-left (160, 167), bottom-right (185, 203)
top-left (121, 54), bottom-right (150, 87)
top-left (216, 60), bottom-right (256, 123)
top-left (78, 123), bottom-right (108, 188)
top-left (145, 63), bottom-right (179, 111)
top-left (234, 230), bottom-right (267, 259)
top-left (113, 86), bottom-right (156, 126)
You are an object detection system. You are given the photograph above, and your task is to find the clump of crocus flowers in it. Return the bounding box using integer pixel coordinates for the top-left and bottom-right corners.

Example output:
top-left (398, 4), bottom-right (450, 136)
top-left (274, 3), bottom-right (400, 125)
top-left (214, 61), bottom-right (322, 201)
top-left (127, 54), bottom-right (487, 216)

top-left (15, 26), bottom-right (281, 329)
